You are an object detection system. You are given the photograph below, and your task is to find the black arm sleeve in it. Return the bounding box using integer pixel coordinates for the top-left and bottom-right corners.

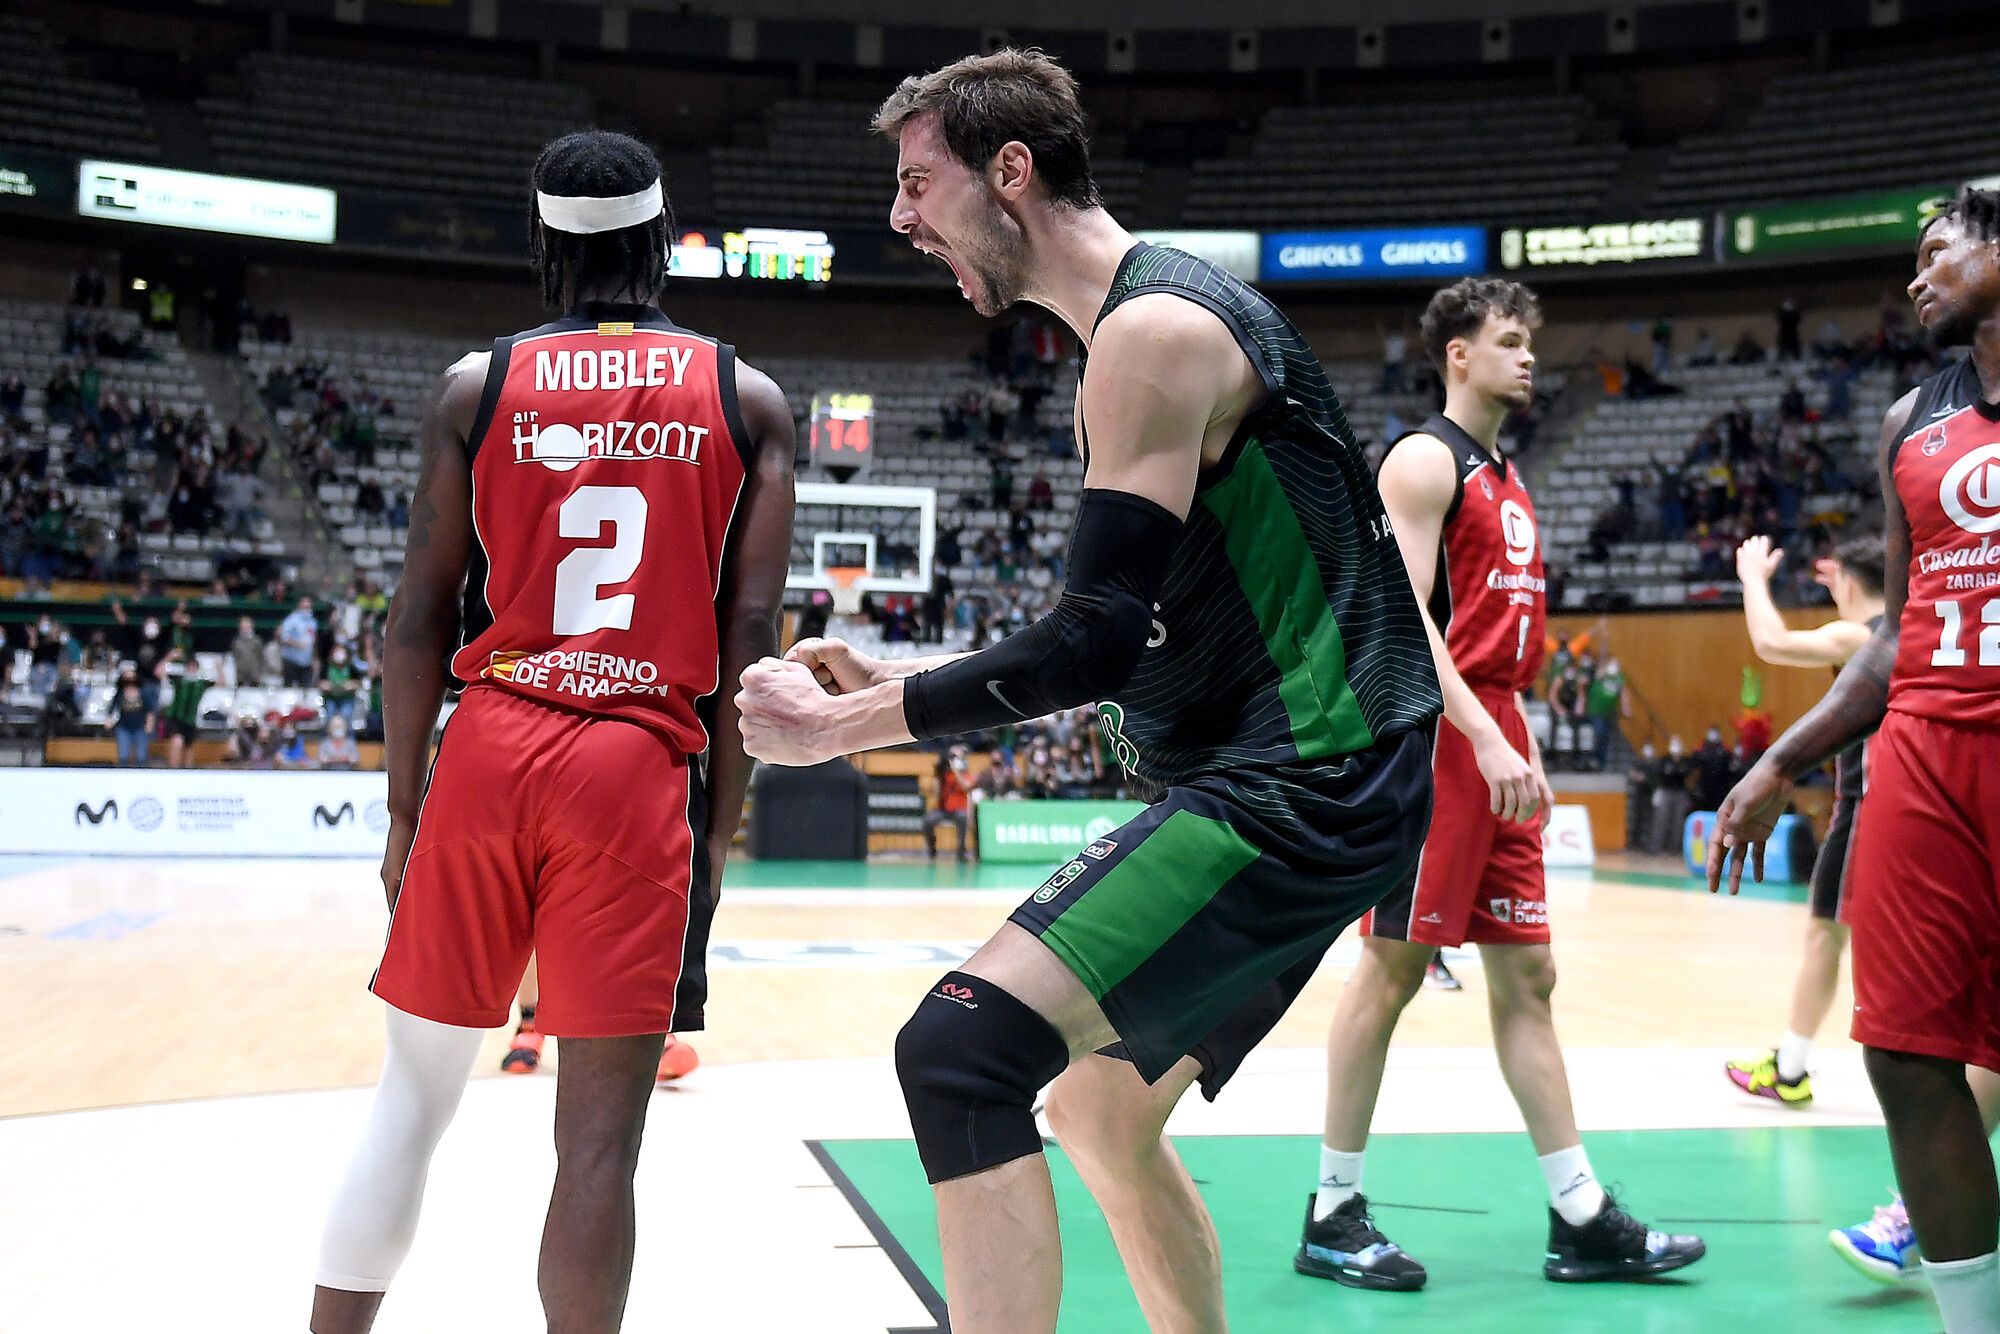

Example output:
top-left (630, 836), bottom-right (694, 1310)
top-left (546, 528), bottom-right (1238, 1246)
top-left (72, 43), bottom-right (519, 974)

top-left (902, 488), bottom-right (1182, 741)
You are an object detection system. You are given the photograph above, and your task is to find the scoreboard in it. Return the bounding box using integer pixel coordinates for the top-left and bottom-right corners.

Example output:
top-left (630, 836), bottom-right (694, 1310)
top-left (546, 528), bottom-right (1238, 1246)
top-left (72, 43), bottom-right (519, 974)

top-left (809, 392), bottom-right (874, 478)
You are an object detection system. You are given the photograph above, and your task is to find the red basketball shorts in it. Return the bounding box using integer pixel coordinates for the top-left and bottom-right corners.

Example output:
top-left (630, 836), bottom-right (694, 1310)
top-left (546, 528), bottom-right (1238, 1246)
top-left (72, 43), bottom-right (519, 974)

top-left (370, 685), bottom-right (712, 1038)
top-left (1847, 709), bottom-right (2000, 1069)
top-left (1363, 691), bottom-right (1549, 948)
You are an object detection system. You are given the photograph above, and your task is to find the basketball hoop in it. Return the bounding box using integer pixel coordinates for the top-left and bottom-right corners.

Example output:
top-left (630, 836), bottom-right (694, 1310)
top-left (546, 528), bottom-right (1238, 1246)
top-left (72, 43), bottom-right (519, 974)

top-left (826, 566), bottom-right (867, 617)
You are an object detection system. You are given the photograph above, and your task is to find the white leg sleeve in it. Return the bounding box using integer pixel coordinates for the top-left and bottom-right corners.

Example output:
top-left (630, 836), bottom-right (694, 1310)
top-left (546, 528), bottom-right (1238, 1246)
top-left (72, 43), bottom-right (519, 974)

top-left (315, 1005), bottom-right (485, 1291)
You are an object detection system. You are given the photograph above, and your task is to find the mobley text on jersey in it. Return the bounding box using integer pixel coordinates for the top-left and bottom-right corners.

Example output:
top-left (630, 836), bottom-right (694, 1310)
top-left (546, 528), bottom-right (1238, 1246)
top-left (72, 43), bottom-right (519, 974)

top-left (533, 345), bottom-right (697, 392)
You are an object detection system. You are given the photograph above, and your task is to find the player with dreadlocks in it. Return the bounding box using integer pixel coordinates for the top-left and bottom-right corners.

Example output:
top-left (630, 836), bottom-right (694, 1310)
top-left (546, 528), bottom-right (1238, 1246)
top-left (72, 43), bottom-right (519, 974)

top-left (308, 129), bottom-right (796, 1333)
top-left (1711, 186), bottom-right (2000, 1331)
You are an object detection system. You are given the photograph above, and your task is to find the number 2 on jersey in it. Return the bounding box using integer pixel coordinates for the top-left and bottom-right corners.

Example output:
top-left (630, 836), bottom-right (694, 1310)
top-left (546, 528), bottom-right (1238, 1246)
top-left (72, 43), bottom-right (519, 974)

top-left (1932, 596), bottom-right (2000, 668)
top-left (553, 485), bottom-right (647, 634)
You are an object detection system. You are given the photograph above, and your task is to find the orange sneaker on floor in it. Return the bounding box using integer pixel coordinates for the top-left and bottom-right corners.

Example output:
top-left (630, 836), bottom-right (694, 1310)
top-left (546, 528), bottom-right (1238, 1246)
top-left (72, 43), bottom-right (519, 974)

top-left (501, 1023), bottom-right (544, 1074)
top-left (657, 1036), bottom-right (699, 1082)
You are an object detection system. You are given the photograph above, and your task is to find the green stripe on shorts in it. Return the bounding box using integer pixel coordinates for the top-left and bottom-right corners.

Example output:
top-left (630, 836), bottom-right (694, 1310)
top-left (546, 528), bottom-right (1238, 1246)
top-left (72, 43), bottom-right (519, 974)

top-left (1038, 809), bottom-right (1261, 1000)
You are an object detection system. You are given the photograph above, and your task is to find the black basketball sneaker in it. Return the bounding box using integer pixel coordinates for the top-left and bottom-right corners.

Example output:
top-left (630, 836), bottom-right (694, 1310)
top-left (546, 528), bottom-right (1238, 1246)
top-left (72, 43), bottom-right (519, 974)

top-left (1295, 1193), bottom-right (1428, 1292)
top-left (1543, 1193), bottom-right (1706, 1281)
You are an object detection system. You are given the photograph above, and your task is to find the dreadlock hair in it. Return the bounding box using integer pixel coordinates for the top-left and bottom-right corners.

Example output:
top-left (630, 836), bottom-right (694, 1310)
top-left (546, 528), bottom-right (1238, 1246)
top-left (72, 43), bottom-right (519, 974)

top-left (1832, 533), bottom-right (1886, 597)
top-left (1919, 186), bottom-right (2000, 247)
top-left (529, 130), bottom-right (673, 312)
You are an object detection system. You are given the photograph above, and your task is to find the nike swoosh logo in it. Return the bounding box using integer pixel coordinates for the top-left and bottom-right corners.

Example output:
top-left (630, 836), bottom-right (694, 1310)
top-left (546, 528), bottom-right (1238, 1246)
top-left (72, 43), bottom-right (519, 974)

top-left (985, 680), bottom-right (1023, 715)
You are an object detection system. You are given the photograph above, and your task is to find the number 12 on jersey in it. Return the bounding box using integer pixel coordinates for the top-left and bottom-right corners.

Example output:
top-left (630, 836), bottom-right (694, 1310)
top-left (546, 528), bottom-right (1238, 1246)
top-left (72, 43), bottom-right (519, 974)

top-left (553, 485), bottom-right (648, 634)
top-left (1932, 597), bottom-right (2000, 668)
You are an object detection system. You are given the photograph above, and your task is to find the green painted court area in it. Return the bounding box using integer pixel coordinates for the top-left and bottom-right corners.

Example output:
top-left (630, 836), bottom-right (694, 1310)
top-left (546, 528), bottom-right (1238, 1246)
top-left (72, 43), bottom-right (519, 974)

top-left (817, 1128), bottom-right (1933, 1333)
top-left (723, 856), bottom-right (1814, 904)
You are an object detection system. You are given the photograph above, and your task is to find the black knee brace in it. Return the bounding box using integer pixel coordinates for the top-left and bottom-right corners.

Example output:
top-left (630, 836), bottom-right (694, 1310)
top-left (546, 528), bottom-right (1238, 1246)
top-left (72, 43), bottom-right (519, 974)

top-left (894, 971), bottom-right (1070, 1185)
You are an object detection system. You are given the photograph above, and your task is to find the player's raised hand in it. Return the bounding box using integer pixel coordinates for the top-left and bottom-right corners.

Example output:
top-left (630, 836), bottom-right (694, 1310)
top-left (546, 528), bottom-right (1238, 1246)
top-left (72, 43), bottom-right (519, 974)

top-left (1706, 758), bottom-right (1792, 896)
top-left (738, 657), bottom-right (843, 766)
top-left (1473, 730), bottom-right (1541, 823)
top-left (785, 636), bottom-right (884, 695)
top-left (1734, 535), bottom-right (1784, 585)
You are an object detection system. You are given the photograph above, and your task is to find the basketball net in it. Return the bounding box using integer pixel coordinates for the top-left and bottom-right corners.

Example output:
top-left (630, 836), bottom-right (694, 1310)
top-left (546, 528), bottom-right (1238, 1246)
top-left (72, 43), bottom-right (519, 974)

top-left (826, 567), bottom-right (867, 617)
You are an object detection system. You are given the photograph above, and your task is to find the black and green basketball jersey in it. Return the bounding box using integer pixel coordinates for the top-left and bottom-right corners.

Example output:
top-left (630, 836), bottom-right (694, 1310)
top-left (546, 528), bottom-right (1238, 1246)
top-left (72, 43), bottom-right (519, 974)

top-left (1084, 244), bottom-right (1441, 798)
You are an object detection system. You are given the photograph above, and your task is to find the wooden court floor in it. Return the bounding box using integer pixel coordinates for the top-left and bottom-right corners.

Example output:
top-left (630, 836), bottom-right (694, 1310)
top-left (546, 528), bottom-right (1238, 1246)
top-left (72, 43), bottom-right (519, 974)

top-left (2, 851), bottom-right (1845, 1119)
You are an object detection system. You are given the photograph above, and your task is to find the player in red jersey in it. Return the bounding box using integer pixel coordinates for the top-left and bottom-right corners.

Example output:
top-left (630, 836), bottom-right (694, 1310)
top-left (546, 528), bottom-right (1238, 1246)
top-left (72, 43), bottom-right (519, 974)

top-left (1712, 187), bottom-right (2000, 1331)
top-left (309, 131), bottom-right (795, 1334)
top-left (1299, 279), bottom-right (1702, 1291)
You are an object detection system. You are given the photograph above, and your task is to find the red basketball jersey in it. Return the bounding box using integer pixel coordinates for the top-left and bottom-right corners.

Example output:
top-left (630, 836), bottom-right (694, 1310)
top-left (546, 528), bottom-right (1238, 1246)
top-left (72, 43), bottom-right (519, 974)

top-left (1889, 357), bottom-right (2000, 729)
top-left (450, 303), bottom-right (751, 753)
top-left (1393, 413), bottom-right (1547, 695)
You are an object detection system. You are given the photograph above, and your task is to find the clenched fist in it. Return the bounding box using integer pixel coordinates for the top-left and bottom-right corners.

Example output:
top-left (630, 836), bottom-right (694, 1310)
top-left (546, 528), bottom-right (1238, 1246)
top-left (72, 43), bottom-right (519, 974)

top-left (784, 636), bottom-right (886, 695)
top-left (737, 657), bottom-right (844, 766)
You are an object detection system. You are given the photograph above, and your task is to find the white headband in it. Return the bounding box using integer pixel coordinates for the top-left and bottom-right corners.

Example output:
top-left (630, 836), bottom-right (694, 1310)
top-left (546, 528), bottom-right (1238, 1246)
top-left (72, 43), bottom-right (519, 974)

top-left (535, 179), bottom-right (663, 235)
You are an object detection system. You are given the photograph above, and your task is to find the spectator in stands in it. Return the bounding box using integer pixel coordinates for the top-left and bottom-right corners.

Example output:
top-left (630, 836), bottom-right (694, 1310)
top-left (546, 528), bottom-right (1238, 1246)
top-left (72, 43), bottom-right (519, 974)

top-left (1728, 330), bottom-right (1766, 366)
top-left (1585, 657), bottom-right (1629, 771)
top-left (1625, 741), bottom-right (1657, 852)
top-left (318, 715), bottom-right (360, 771)
top-left (1025, 470), bottom-right (1053, 512)
top-left (148, 284), bottom-right (174, 331)
top-left (201, 579), bottom-right (231, 607)
top-left (1649, 736), bottom-right (1694, 853)
top-left (218, 459), bottom-right (264, 540)
top-left (1549, 664), bottom-right (1588, 767)
top-left (1055, 735), bottom-right (1099, 798)
top-left (80, 629), bottom-right (114, 674)
top-left (977, 749), bottom-right (1017, 801)
top-left (926, 745), bottom-right (974, 862)
top-left (226, 711), bottom-right (261, 765)
top-left (274, 721), bottom-right (311, 770)
top-left (1775, 298), bottom-right (1802, 360)
top-left (1817, 354), bottom-right (1859, 420)
top-left (318, 642), bottom-right (358, 727)
top-left (986, 381), bottom-right (1019, 442)
top-left (1778, 379), bottom-right (1808, 424)
top-left (388, 491), bottom-right (409, 533)
top-left (1687, 329), bottom-right (1718, 368)
top-left (354, 577), bottom-right (388, 625)
top-left (1690, 726), bottom-right (1736, 810)
top-left (988, 454), bottom-right (1014, 509)
top-left (1651, 314), bottom-right (1675, 373)
top-left (43, 364), bottom-right (79, 422)
top-left (277, 597), bottom-right (318, 688)
top-left (71, 263), bottom-right (106, 309)
top-left (229, 616), bottom-right (264, 688)
top-left (39, 663), bottom-right (81, 737)
top-left (0, 503), bottom-right (26, 577)
top-left (158, 650), bottom-right (209, 769)
top-left (0, 372), bottom-right (24, 421)
top-left (1812, 317), bottom-right (1848, 361)
top-left (1380, 322), bottom-right (1409, 394)
top-left (107, 668), bottom-right (152, 768)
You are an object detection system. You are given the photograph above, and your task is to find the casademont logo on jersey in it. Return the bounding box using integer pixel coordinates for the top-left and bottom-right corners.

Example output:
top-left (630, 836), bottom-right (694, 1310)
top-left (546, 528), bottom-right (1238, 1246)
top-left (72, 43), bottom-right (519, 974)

top-left (1941, 444), bottom-right (2000, 536)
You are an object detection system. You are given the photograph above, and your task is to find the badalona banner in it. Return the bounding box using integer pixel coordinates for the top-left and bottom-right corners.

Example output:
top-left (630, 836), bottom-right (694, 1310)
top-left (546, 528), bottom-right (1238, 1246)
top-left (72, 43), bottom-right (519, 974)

top-left (0, 768), bottom-right (390, 856)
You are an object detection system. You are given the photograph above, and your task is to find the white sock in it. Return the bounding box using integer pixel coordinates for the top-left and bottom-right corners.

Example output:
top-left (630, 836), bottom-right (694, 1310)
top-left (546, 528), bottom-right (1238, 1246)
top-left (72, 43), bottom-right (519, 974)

top-left (1924, 1252), bottom-right (2000, 1334)
top-left (315, 1006), bottom-right (484, 1291)
top-left (1314, 1146), bottom-right (1365, 1221)
top-left (1776, 1029), bottom-right (1813, 1083)
top-left (1539, 1144), bottom-right (1607, 1227)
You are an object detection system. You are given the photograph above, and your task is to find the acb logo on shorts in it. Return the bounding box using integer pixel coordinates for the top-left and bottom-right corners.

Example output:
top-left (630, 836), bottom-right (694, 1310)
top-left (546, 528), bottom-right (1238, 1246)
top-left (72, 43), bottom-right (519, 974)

top-left (1033, 858), bottom-right (1089, 904)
